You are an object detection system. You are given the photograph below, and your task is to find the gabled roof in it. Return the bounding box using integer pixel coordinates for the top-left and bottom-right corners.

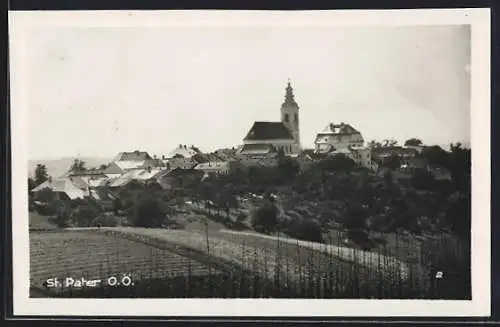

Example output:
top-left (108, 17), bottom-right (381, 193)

top-left (317, 123), bottom-right (360, 136)
top-left (244, 122), bottom-right (294, 141)
top-left (114, 160), bottom-right (146, 171)
top-left (114, 151), bottom-right (152, 161)
top-left (107, 168), bottom-right (162, 188)
top-left (32, 178), bottom-right (87, 200)
top-left (68, 176), bottom-right (90, 190)
top-left (239, 143), bottom-right (278, 155)
top-left (103, 161), bottom-right (124, 175)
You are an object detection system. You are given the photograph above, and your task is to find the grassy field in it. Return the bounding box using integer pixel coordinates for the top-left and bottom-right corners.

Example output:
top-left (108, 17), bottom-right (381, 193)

top-left (29, 215), bottom-right (469, 299)
top-left (70, 227), bottom-right (448, 298)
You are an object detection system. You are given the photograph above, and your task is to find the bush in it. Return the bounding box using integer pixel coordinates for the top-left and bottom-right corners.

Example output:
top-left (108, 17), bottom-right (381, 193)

top-left (411, 169), bottom-right (437, 191)
top-left (133, 196), bottom-right (166, 227)
top-left (236, 212), bottom-right (247, 223)
top-left (284, 219), bottom-right (324, 243)
top-left (35, 188), bottom-right (57, 203)
top-left (342, 202), bottom-right (368, 231)
top-left (251, 201), bottom-right (278, 234)
top-left (318, 154), bottom-right (357, 172)
top-left (90, 213), bottom-right (119, 227)
top-left (71, 204), bottom-right (102, 227)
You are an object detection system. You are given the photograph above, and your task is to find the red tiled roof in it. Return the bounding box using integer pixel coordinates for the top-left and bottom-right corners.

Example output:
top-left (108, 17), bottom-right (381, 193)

top-left (244, 122), bottom-right (294, 141)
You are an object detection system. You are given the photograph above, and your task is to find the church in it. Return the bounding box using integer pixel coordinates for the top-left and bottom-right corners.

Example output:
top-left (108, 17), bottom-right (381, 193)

top-left (239, 80), bottom-right (301, 156)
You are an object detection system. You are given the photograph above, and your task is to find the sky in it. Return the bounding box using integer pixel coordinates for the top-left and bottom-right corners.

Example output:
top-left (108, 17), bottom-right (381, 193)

top-left (25, 23), bottom-right (471, 159)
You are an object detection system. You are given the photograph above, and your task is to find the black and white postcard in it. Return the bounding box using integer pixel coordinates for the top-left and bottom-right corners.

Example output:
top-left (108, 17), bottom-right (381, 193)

top-left (9, 8), bottom-right (491, 317)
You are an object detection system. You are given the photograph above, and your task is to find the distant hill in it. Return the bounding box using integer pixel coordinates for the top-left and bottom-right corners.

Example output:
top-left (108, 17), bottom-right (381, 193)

top-left (28, 157), bottom-right (113, 178)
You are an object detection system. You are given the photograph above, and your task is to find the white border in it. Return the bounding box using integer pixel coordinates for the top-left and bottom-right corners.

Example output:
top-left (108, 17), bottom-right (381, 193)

top-left (9, 9), bottom-right (491, 317)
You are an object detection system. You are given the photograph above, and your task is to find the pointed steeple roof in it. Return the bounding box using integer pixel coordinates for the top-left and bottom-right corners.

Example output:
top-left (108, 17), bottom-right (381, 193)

top-left (282, 79), bottom-right (299, 109)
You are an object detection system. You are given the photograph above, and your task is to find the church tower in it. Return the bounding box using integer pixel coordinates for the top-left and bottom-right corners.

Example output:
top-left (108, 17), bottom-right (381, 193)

top-left (280, 79), bottom-right (301, 151)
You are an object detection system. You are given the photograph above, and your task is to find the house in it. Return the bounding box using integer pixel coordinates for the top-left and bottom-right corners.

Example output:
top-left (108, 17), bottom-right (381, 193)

top-left (400, 157), bottom-right (429, 172)
top-left (193, 160), bottom-right (246, 175)
top-left (66, 170), bottom-right (109, 188)
top-left (372, 146), bottom-right (418, 163)
top-left (349, 147), bottom-right (379, 171)
top-left (104, 151), bottom-right (160, 178)
top-left (103, 156), bottom-right (160, 179)
top-left (166, 156), bottom-right (200, 170)
top-left (314, 123), bottom-right (364, 153)
top-left (32, 177), bottom-right (88, 200)
top-left (326, 146), bottom-right (379, 171)
top-left (241, 80), bottom-right (301, 155)
top-left (155, 168), bottom-right (204, 189)
top-left (114, 150), bottom-right (153, 162)
top-left (167, 144), bottom-right (202, 159)
top-left (106, 167), bottom-right (163, 188)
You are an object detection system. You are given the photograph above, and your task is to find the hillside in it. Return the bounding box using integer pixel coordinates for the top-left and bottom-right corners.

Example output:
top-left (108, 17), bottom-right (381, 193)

top-left (28, 157), bottom-right (112, 178)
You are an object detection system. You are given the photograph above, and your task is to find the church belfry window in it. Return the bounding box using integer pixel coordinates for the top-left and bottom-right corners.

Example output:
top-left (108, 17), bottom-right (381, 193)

top-left (294, 113), bottom-right (298, 122)
top-left (284, 114), bottom-right (289, 123)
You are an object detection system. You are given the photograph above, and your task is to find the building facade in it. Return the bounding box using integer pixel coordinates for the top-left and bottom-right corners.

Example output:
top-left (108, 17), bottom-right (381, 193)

top-left (241, 80), bottom-right (301, 155)
top-left (314, 123), bottom-right (364, 153)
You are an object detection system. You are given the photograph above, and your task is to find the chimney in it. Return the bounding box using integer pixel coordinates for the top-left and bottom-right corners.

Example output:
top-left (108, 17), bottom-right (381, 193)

top-left (48, 177), bottom-right (52, 183)
top-left (184, 145), bottom-right (187, 149)
top-left (179, 144), bottom-right (182, 149)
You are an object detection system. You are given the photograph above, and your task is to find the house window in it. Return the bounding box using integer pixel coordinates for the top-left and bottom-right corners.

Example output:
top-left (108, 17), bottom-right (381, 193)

top-left (284, 114), bottom-right (289, 123)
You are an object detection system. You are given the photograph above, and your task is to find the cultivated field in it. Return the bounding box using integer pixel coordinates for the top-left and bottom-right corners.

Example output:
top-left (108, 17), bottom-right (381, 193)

top-left (29, 222), bottom-right (469, 299)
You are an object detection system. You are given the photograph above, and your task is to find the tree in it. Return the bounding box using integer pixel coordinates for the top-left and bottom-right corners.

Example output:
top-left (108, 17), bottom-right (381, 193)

top-left (70, 159), bottom-right (87, 173)
top-left (35, 187), bottom-right (56, 203)
top-left (384, 170), bottom-right (394, 186)
top-left (71, 203), bottom-right (101, 227)
top-left (284, 219), bottom-right (324, 243)
top-left (28, 178), bottom-right (36, 191)
top-left (319, 154), bottom-right (357, 172)
top-left (134, 196), bottom-right (165, 227)
top-left (99, 164), bottom-right (109, 170)
top-left (251, 201), bottom-right (279, 234)
top-left (52, 199), bottom-right (71, 228)
top-left (385, 154), bottom-right (402, 170)
top-left (411, 169), bottom-right (437, 191)
top-left (382, 139), bottom-right (398, 147)
top-left (404, 138), bottom-right (423, 147)
top-left (367, 140), bottom-right (382, 149)
top-left (277, 157), bottom-right (300, 182)
top-left (421, 145), bottom-right (450, 168)
top-left (34, 164), bottom-right (49, 186)
top-left (341, 202), bottom-right (372, 249)
top-left (342, 202), bottom-right (368, 231)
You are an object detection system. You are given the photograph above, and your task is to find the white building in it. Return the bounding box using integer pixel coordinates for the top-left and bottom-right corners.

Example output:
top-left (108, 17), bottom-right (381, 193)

top-left (314, 123), bottom-right (364, 153)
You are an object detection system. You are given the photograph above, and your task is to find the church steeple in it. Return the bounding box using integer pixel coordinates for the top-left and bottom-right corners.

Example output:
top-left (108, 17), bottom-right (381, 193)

top-left (282, 78), bottom-right (298, 108)
top-left (280, 78), bottom-right (300, 152)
